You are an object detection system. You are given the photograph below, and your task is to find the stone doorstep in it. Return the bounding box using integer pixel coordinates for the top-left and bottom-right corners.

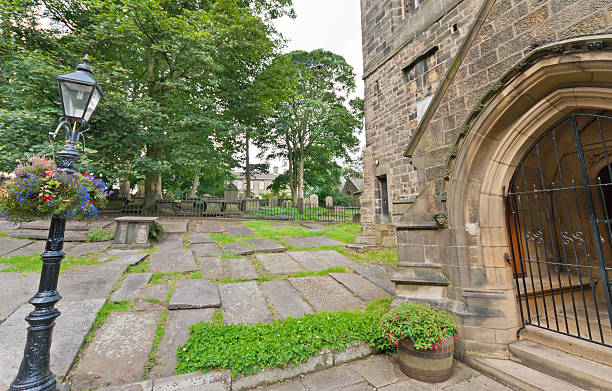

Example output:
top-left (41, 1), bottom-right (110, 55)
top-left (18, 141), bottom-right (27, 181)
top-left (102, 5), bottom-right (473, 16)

top-left (95, 342), bottom-right (378, 391)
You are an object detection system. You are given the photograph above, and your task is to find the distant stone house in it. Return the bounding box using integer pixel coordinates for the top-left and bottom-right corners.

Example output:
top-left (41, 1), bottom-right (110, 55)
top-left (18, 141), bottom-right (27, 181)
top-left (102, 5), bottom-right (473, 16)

top-left (231, 166), bottom-right (284, 198)
top-left (341, 177), bottom-right (365, 206)
top-left (361, 0), bottom-right (612, 371)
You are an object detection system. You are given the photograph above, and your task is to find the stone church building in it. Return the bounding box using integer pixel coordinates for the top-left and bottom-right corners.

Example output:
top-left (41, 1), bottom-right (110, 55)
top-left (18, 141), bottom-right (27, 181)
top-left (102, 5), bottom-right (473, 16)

top-left (360, 0), bottom-right (612, 380)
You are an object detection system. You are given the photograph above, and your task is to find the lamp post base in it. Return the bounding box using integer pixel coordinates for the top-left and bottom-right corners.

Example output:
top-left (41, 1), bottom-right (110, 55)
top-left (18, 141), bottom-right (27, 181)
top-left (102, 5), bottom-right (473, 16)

top-left (9, 217), bottom-right (66, 391)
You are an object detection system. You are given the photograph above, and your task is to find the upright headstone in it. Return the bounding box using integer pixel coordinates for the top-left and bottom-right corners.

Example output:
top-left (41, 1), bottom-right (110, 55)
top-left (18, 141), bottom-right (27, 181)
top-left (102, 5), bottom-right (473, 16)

top-left (325, 196), bottom-right (333, 208)
top-left (224, 184), bottom-right (239, 202)
top-left (281, 199), bottom-right (293, 208)
top-left (270, 196), bottom-right (278, 207)
top-left (309, 194), bottom-right (319, 207)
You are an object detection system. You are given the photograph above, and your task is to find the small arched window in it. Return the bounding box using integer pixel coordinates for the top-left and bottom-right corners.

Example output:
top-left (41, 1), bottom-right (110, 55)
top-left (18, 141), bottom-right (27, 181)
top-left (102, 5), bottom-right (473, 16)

top-left (404, 0), bottom-right (426, 13)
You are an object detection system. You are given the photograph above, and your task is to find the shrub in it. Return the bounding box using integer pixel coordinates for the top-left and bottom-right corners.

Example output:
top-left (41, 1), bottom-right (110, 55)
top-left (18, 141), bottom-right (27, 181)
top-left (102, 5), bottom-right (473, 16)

top-left (0, 156), bottom-right (109, 222)
top-left (87, 227), bottom-right (114, 242)
top-left (149, 221), bottom-right (164, 243)
top-left (176, 310), bottom-right (392, 376)
top-left (379, 302), bottom-right (459, 351)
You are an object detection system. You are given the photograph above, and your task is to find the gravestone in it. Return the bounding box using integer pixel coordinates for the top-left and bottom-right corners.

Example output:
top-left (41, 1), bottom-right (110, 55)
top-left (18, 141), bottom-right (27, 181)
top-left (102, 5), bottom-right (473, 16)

top-left (325, 196), bottom-right (333, 208)
top-left (113, 216), bottom-right (158, 248)
top-left (309, 194), bottom-right (319, 207)
top-left (269, 196), bottom-right (278, 207)
top-left (224, 184), bottom-right (239, 202)
top-left (281, 199), bottom-right (293, 208)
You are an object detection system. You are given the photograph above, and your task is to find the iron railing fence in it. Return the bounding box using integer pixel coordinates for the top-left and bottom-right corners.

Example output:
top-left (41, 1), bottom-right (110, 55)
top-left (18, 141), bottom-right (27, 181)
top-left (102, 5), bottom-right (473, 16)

top-left (504, 113), bottom-right (612, 348)
top-left (101, 195), bottom-right (361, 223)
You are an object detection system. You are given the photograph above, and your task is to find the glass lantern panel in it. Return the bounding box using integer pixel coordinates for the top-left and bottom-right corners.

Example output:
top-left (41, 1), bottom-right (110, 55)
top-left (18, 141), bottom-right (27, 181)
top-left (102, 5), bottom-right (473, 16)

top-left (60, 81), bottom-right (93, 119)
top-left (83, 87), bottom-right (101, 121)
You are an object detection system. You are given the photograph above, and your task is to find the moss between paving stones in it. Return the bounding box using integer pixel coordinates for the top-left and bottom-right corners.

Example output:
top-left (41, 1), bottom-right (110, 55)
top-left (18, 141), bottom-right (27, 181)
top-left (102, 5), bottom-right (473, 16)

top-left (176, 309), bottom-right (393, 376)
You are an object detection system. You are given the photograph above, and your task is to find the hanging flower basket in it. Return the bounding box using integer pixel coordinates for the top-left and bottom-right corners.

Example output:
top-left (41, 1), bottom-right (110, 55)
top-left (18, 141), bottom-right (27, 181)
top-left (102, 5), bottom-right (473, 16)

top-left (0, 156), bottom-right (110, 222)
top-left (379, 302), bottom-right (460, 383)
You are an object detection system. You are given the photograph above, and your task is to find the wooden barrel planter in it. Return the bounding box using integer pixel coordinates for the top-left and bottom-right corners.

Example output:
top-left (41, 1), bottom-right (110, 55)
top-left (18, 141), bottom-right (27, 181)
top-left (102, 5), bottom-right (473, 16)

top-left (396, 336), bottom-right (454, 383)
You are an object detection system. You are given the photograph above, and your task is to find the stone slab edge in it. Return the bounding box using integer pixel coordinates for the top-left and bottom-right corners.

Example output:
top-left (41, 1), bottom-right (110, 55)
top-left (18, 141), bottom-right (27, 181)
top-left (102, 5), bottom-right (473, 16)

top-left (98, 342), bottom-right (378, 391)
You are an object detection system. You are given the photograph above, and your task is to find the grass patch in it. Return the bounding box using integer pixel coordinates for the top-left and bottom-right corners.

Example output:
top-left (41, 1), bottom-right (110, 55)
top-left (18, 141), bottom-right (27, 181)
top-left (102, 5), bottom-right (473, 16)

top-left (176, 309), bottom-right (391, 376)
top-left (220, 267), bottom-right (350, 284)
top-left (339, 248), bottom-right (398, 267)
top-left (140, 247), bottom-right (159, 255)
top-left (0, 252), bottom-right (104, 273)
top-left (242, 221), bottom-right (360, 245)
top-left (366, 297), bottom-right (393, 313)
top-left (86, 227), bottom-right (114, 242)
top-left (127, 258), bottom-right (150, 273)
top-left (210, 233), bottom-right (240, 245)
top-left (149, 271), bottom-right (202, 285)
top-left (146, 308), bottom-right (169, 375)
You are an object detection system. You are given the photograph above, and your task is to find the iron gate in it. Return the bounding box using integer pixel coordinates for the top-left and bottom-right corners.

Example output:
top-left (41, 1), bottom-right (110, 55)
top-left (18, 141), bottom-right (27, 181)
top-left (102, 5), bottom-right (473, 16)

top-left (504, 113), bottom-right (612, 347)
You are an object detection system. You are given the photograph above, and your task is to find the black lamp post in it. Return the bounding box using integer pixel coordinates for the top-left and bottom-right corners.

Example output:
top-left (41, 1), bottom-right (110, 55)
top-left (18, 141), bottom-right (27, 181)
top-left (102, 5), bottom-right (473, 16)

top-left (9, 55), bottom-right (103, 391)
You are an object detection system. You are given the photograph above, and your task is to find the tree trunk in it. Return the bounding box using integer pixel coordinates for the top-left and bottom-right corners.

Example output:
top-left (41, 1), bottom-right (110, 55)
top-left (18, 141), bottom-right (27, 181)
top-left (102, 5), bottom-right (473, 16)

top-left (189, 169), bottom-right (200, 198)
top-left (245, 134), bottom-right (251, 198)
top-left (297, 156), bottom-right (304, 200)
top-left (144, 171), bottom-right (162, 211)
top-left (119, 180), bottom-right (131, 200)
top-left (288, 150), bottom-right (297, 204)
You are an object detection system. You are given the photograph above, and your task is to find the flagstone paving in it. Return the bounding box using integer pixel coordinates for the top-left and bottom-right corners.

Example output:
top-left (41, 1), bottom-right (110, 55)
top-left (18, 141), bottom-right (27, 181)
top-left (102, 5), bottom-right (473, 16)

top-left (224, 242), bottom-right (254, 255)
top-left (168, 279), bottom-right (220, 309)
top-left (136, 284), bottom-right (171, 302)
top-left (68, 241), bottom-right (112, 256)
top-left (105, 252), bottom-right (148, 266)
top-left (189, 232), bottom-right (214, 244)
top-left (303, 236), bottom-right (344, 247)
top-left (226, 257), bottom-right (258, 279)
top-left (244, 238), bottom-right (286, 253)
top-left (159, 219), bottom-right (188, 234)
top-left (198, 256), bottom-right (227, 279)
top-left (313, 250), bottom-right (358, 268)
top-left (256, 252), bottom-right (302, 275)
top-left (0, 272), bottom-right (41, 322)
top-left (191, 242), bottom-right (224, 257)
top-left (283, 237), bottom-right (318, 248)
top-left (350, 263), bottom-right (396, 295)
top-left (111, 273), bottom-right (152, 302)
top-left (149, 250), bottom-right (197, 273)
top-left (0, 298), bottom-right (106, 390)
top-left (195, 220), bottom-right (224, 233)
top-left (158, 234), bottom-right (183, 251)
top-left (0, 238), bottom-right (32, 256)
top-left (219, 281), bottom-right (274, 324)
top-left (59, 264), bottom-right (127, 301)
top-left (329, 272), bottom-right (391, 302)
top-left (259, 280), bottom-right (313, 319)
top-left (288, 276), bottom-right (364, 312)
top-left (227, 226), bottom-right (255, 236)
top-left (70, 311), bottom-right (161, 390)
top-left (287, 251), bottom-right (330, 271)
top-left (150, 308), bottom-right (215, 379)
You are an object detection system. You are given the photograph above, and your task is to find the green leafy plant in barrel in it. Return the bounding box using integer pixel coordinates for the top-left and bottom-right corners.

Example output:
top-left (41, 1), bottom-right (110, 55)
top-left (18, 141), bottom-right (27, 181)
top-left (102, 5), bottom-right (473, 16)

top-left (0, 156), bottom-right (110, 222)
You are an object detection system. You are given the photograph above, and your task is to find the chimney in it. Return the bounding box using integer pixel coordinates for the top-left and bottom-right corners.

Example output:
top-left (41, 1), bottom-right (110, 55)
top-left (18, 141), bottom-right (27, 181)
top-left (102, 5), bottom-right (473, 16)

top-left (273, 166), bottom-right (279, 175)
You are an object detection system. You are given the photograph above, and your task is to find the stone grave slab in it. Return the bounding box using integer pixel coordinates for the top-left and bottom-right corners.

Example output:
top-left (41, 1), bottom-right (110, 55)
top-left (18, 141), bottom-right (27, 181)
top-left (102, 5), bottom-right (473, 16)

top-left (70, 311), bottom-right (160, 390)
top-left (312, 250), bottom-right (357, 268)
top-left (300, 222), bottom-right (327, 231)
top-left (226, 257), bottom-right (257, 280)
top-left (0, 298), bottom-right (106, 389)
top-left (288, 276), bottom-right (363, 312)
top-left (8, 229), bottom-right (88, 241)
top-left (260, 280), bottom-right (313, 319)
top-left (0, 238), bottom-right (32, 257)
top-left (150, 308), bottom-right (215, 378)
top-left (198, 257), bottom-right (226, 279)
top-left (21, 220), bottom-right (111, 231)
top-left (226, 226), bottom-right (254, 237)
top-left (224, 242), bottom-right (254, 256)
top-left (59, 264), bottom-right (126, 301)
top-left (111, 273), bottom-right (152, 302)
top-left (67, 241), bottom-right (111, 256)
top-left (0, 264), bottom-right (9, 271)
top-left (351, 263), bottom-right (396, 294)
top-left (189, 233), bottom-right (214, 244)
top-left (159, 234), bottom-right (183, 251)
top-left (244, 238), bottom-right (286, 253)
top-left (191, 243), bottom-right (224, 257)
top-left (105, 252), bottom-right (148, 266)
top-left (159, 219), bottom-right (188, 233)
top-left (0, 221), bottom-right (19, 230)
top-left (288, 251), bottom-right (330, 271)
top-left (0, 272), bottom-right (41, 322)
top-left (3, 240), bottom-right (48, 257)
top-left (329, 273), bottom-right (390, 302)
top-left (136, 284), bottom-right (171, 302)
top-left (195, 220), bottom-right (224, 233)
top-left (300, 365), bottom-right (364, 391)
top-left (168, 279), bottom-right (220, 309)
top-left (149, 250), bottom-right (197, 274)
top-left (255, 253), bottom-right (302, 275)
top-left (283, 237), bottom-right (318, 248)
top-left (304, 236), bottom-right (344, 246)
top-left (219, 281), bottom-right (273, 324)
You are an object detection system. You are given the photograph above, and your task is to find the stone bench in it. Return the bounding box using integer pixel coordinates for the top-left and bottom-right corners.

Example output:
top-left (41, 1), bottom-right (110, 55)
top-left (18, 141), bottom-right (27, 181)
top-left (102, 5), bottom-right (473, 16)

top-left (113, 217), bottom-right (159, 248)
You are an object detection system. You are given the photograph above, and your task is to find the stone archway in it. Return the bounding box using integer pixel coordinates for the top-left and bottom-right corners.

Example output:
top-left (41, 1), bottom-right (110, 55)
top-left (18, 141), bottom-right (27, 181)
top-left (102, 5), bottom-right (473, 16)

top-left (447, 49), bottom-right (612, 356)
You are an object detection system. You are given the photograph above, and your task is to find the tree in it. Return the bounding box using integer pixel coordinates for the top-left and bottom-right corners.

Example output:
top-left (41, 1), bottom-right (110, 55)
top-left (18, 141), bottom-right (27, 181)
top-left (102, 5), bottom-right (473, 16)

top-left (256, 50), bottom-right (362, 203)
top-left (0, 0), bottom-right (294, 208)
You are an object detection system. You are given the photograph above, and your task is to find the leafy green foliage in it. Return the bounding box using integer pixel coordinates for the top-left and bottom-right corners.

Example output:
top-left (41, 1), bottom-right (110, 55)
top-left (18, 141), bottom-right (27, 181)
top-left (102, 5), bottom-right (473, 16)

top-left (0, 157), bottom-right (108, 222)
top-left (339, 248), bottom-right (398, 267)
top-left (379, 303), bottom-right (459, 351)
top-left (149, 222), bottom-right (164, 243)
top-left (87, 227), bottom-right (114, 242)
top-left (176, 309), bottom-right (391, 376)
top-left (0, 252), bottom-right (103, 273)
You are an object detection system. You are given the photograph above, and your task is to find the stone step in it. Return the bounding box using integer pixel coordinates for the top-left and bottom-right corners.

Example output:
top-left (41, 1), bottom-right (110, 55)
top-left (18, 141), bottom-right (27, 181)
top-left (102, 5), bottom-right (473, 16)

top-left (354, 236), bottom-right (381, 245)
top-left (509, 340), bottom-right (612, 391)
top-left (464, 356), bottom-right (585, 391)
top-left (520, 325), bottom-right (612, 366)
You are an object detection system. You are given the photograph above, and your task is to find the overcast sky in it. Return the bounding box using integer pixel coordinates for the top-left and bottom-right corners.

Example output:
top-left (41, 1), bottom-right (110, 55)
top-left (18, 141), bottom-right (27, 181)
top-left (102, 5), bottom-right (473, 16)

top-left (255, 1), bottom-right (364, 170)
top-left (273, 1), bottom-right (364, 97)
